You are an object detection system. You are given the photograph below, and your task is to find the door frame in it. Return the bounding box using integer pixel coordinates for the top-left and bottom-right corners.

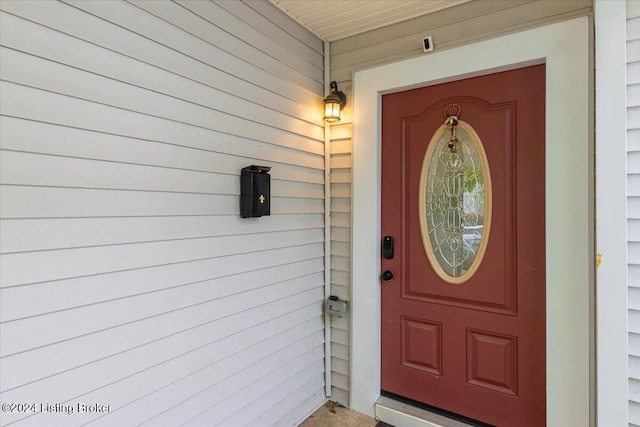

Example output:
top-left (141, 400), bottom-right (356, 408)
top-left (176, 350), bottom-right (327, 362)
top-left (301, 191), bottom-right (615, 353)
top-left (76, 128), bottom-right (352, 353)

top-left (350, 17), bottom-right (593, 425)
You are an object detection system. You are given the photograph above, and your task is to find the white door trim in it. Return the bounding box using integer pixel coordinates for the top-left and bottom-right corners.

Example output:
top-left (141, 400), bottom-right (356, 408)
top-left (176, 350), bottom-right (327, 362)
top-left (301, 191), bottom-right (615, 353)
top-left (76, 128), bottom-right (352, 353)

top-left (350, 17), bottom-right (592, 425)
top-left (594, 1), bottom-right (629, 425)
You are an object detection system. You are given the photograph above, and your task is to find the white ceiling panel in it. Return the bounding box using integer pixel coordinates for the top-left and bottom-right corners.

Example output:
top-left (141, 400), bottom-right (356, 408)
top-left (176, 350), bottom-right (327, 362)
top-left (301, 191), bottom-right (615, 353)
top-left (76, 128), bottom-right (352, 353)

top-left (269, 0), bottom-right (471, 41)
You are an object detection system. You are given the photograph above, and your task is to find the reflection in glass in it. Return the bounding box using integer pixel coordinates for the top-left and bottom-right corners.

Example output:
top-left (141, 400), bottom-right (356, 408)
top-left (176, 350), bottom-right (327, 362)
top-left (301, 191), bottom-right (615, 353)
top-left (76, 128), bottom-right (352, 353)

top-left (425, 125), bottom-right (486, 279)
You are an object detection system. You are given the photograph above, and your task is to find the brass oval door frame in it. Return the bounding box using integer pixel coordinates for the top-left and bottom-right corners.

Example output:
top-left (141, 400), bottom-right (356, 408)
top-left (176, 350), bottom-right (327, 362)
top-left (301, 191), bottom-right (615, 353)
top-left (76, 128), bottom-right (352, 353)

top-left (418, 120), bottom-right (493, 284)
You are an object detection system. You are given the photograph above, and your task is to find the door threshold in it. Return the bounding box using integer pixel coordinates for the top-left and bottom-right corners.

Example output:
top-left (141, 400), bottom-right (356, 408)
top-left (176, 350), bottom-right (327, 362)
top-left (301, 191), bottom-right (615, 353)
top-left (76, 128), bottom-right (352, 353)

top-left (375, 396), bottom-right (484, 427)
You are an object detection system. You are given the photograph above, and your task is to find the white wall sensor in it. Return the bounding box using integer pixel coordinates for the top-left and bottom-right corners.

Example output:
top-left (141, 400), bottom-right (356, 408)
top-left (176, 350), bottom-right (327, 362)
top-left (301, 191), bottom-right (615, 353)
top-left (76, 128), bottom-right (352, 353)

top-left (422, 35), bottom-right (434, 53)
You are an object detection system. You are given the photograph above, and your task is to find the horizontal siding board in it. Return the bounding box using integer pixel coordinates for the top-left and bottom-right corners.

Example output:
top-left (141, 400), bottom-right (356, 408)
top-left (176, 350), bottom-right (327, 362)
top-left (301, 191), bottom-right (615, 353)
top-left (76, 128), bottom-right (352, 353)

top-left (629, 128), bottom-right (640, 151)
top-left (630, 0), bottom-right (640, 18)
top-left (631, 196), bottom-right (640, 219)
top-left (632, 242), bottom-right (640, 265)
top-left (331, 328), bottom-right (350, 347)
top-left (331, 241), bottom-right (351, 258)
top-left (251, 375), bottom-right (326, 427)
top-left (630, 15), bottom-right (640, 41)
top-left (329, 282), bottom-right (350, 300)
top-left (633, 401), bottom-right (640, 427)
top-left (331, 198), bottom-right (352, 213)
top-left (331, 387), bottom-right (349, 407)
top-left (631, 265), bottom-right (640, 287)
top-left (331, 226), bottom-right (351, 243)
top-left (1, 271), bottom-right (324, 358)
top-left (189, 360), bottom-right (324, 426)
top-left (331, 139), bottom-right (353, 154)
top-left (0, 257), bottom-right (324, 323)
top-left (2, 274), bottom-right (323, 363)
top-left (331, 371), bottom-right (349, 391)
top-left (630, 175), bottom-right (640, 196)
top-left (331, 357), bottom-right (349, 376)
top-left (329, 123), bottom-right (353, 140)
top-left (331, 153), bottom-right (352, 169)
top-left (331, 255), bottom-right (350, 272)
top-left (85, 329), bottom-right (325, 427)
top-left (330, 168), bottom-right (351, 184)
top-left (633, 219), bottom-right (640, 242)
top-left (631, 310), bottom-right (640, 334)
top-left (173, 0), bottom-right (323, 86)
top-left (0, 117), bottom-right (324, 182)
top-left (0, 50), bottom-right (323, 144)
top-left (200, 0), bottom-right (323, 71)
top-left (630, 38), bottom-right (640, 63)
top-left (78, 0), bottom-right (325, 98)
top-left (0, 81), bottom-right (324, 156)
top-left (0, 116), bottom-right (324, 185)
top-left (0, 186), bottom-right (324, 219)
top-left (0, 13), bottom-right (322, 130)
top-left (2, 301), bottom-right (321, 400)
top-left (632, 332), bottom-right (640, 358)
top-left (331, 211), bottom-right (351, 228)
top-left (631, 288), bottom-right (640, 311)
top-left (632, 106), bottom-right (640, 130)
top-left (248, 373), bottom-right (325, 427)
top-left (1, 150), bottom-right (240, 195)
top-left (3, 68), bottom-right (322, 154)
top-left (70, 0), bottom-right (321, 99)
top-left (0, 151), bottom-right (324, 202)
top-left (0, 232), bottom-right (323, 288)
top-left (331, 342), bottom-right (349, 361)
top-left (630, 151), bottom-right (640, 172)
top-left (331, 269), bottom-right (351, 288)
top-left (331, 272), bottom-right (351, 289)
top-left (4, 300), bottom-right (322, 425)
top-left (274, 388), bottom-right (327, 427)
top-left (630, 62), bottom-right (640, 86)
top-left (242, 0), bottom-right (323, 54)
top-left (0, 186), bottom-right (233, 219)
top-left (330, 315), bottom-right (349, 332)
top-left (630, 83), bottom-right (640, 107)
top-left (244, 368), bottom-right (326, 427)
top-left (2, 305), bottom-right (323, 425)
top-left (0, 214), bottom-right (323, 254)
top-left (632, 355), bottom-right (640, 380)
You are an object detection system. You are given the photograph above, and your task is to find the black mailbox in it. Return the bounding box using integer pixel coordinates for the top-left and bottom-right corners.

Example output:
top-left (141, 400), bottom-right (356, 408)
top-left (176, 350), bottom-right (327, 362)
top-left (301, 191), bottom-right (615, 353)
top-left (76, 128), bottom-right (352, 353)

top-left (240, 165), bottom-right (271, 218)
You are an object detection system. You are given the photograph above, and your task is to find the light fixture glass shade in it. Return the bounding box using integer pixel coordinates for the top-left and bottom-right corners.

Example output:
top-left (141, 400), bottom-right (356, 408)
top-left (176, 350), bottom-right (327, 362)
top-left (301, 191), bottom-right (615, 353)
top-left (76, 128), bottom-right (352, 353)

top-left (323, 99), bottom-right (342, 122)
top-left (323, 81), bottom-right (346, 122)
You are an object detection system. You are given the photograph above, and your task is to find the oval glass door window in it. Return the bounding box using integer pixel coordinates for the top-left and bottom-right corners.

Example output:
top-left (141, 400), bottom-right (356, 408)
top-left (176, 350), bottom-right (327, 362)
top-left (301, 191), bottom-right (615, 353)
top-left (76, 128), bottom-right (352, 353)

top-left (419, 121), bottom-right (492, 284)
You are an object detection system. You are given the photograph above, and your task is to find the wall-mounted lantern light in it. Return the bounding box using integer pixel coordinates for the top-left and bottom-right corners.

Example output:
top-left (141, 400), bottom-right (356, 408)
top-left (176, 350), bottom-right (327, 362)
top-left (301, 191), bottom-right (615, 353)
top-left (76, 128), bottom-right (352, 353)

top-left (323, 81), bottom-right (347, 123)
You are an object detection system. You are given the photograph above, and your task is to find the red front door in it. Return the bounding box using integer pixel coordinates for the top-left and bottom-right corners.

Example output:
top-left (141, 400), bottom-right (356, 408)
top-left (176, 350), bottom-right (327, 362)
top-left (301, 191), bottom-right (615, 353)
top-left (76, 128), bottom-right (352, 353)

top-left (381, 65), bottom-right (546, 426)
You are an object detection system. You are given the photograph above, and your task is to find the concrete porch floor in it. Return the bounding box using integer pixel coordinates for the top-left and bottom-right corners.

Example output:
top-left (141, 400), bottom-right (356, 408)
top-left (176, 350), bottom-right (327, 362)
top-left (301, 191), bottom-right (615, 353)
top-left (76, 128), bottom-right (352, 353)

top-left (300, 401), bottom-right (378, 427)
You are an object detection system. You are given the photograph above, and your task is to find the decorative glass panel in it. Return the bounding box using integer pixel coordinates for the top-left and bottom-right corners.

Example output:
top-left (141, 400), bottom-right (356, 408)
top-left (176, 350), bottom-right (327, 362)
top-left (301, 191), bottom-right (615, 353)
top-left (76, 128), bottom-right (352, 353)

top-left (419, 122), bottom-right (491, 284)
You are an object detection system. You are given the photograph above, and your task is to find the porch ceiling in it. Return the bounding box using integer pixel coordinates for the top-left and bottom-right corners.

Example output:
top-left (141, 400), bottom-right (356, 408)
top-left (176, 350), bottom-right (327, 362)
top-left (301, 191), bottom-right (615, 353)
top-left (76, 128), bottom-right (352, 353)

top-left (268, 0), bottom-right (471, 41)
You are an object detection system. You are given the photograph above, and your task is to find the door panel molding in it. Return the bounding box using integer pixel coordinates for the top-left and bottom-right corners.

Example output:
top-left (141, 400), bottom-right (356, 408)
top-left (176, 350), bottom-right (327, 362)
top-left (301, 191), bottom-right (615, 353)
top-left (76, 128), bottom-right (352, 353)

top-left (351, 17), bottom-right (591, 425)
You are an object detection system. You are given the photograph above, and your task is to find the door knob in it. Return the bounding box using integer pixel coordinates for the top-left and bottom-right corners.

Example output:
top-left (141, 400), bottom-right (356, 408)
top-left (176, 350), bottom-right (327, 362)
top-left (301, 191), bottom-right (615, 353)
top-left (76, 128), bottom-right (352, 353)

top-left (381, 270), bottom-right (394, 281)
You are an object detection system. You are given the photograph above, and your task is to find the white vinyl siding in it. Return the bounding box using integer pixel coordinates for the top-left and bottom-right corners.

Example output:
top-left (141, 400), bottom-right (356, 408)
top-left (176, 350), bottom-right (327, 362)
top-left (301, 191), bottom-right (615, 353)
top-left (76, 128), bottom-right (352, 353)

top-left (329, 123), bottom-right (352, 406)
top-left (0, 1), bottom-right (326, 426)
top-left (628, 2), bottom-right (640, 425)
top-left (327, 0), bottom-right (592, 408)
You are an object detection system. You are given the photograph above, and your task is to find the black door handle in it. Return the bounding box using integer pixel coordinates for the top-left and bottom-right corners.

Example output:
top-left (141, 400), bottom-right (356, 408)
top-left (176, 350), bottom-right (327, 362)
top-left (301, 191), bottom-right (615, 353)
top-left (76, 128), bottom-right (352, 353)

top-left (381, 270), bottom-right (394, 281)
